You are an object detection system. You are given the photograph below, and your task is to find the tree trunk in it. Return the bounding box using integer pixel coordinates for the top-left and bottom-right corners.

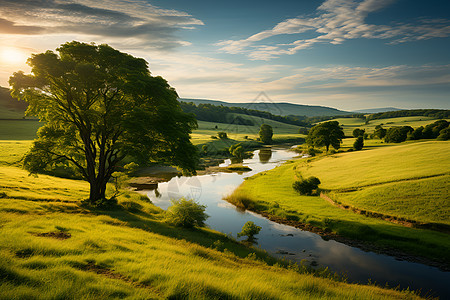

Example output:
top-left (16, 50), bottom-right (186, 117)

top-left (89, 180), bottom-right (106, 203)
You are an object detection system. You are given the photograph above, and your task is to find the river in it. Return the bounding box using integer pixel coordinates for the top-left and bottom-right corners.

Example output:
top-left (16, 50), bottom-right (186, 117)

top-left (145, 148), bottom-right (450, 298)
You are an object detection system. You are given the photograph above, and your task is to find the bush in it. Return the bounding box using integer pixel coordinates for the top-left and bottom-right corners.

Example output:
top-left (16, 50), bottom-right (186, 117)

top-left (237, 221), bottom-right (261, 240)
top-left (292, 176), bottom-right (321, 195)
top-left (217, 132), bottom-right (228, 139)
top-left (353, 136), bottom-right (364, 150)
top-left (165, 198), bottom-right (209, 228)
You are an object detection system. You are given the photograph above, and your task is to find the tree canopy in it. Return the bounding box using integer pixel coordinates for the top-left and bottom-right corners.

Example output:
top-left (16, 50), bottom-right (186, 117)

top-left (259, 124), bottom-right (273, 144)
top-left (306, 121), bottom-right (344, 152)
top-left (9, 41), bottom-right (198, 204)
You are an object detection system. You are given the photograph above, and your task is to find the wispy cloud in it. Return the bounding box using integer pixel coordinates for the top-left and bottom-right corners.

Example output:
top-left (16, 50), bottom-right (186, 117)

top-left (217, 0), bottom-right (450, 60)
top-left (0, 0), bottom-right (204, 50)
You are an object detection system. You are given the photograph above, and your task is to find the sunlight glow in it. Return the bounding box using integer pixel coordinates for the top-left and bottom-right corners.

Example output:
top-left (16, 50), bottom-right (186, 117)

top-left (0, 47), bottom-right (28, 65)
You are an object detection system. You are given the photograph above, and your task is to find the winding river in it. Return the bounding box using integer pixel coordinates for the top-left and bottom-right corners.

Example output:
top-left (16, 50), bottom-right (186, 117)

top-left (146, 148), bottom-right (450, 298)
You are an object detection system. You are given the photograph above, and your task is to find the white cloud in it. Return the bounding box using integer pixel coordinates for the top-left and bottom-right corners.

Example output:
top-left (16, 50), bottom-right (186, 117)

top-left (0, 0), bottom-right (204, 50)
top-left (217, 0), bottom-right (450, 60)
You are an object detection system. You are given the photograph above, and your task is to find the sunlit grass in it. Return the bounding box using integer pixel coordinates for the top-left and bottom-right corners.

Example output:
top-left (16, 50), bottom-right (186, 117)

top-left (228, 141), bottom-right (450, 261)
top-left (331, 116), bottom-right (448, 136)
top-left (0, 144), bottom-right (422, 298)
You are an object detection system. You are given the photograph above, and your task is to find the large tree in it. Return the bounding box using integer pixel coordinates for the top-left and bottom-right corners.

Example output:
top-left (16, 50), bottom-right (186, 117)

top-left (9, 41), bottom-right (198, 204)
top-left (306, 121), bottom-right (344, 152)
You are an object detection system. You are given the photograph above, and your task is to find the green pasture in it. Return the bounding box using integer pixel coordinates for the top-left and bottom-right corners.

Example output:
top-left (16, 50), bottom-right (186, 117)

top-left (0, 143), bottom-right (418, 299)
top-left (0, 120), bottom-right (43, 140)
top-left (228, 141), bottom-right (450, 262)
top-left (329, 116), bottom-right (447, 136)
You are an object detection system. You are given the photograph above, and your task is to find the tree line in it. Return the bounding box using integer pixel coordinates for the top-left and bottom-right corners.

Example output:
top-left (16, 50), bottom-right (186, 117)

top-left (367, 109), bottom-right (450, 121)
top-left (180, 102), bottom-right (310, 127)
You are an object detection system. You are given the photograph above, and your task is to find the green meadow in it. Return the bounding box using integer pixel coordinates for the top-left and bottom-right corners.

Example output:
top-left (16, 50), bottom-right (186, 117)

top-left (330, 116), bottom-right (448, 136)
top-left (0, 142), bottom-right (420, 299)
top-left (227, 141), bottom-right (450, 263)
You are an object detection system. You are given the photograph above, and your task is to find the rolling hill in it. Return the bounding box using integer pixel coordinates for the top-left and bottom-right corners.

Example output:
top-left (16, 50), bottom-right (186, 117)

top-left (180, 98), bottom-right (351, 117)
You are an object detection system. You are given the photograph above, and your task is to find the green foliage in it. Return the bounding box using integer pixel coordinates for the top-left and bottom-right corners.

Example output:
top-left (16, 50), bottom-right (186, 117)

top-left (373, 125), bottom-right (387, 139)
top-left (179, 101), bottom-right (309, 127)
top-left (352, 128), bottom-right (365, 138)
top-left (237, 221), bottom-right (261, 240)
top-left (353, 136), bottom-right (364, 150)
top-left (384, 126), bottom-right (413, 143)
top-left (9, 41), bottom-right (198, 203)
top-left (306, 121), bottom-right (344, 152)
top-left (229, 143), bottom-right (245, 160)
top-left (407, 126), bottom-right (424, 140)
top-left (437, 127), bottom-right (450, 140)
top-left (259, 124), bottom-right (273, 144)
top-left (298, 127), bottom-right (309, 135)
top-left (367, 109), bottom-right (450, 121)
top-left (217, 132), bottom-right (228, 139)
top-left (293, 177), bottom-right (321, 195)
top-left (165, 198), bottom-right (209, 228)
top-left (422, 120), bottom-right (449, 139)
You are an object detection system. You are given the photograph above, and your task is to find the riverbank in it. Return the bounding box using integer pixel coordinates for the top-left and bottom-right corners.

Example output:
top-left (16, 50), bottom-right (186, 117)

top-left (0, 152), bottom-right (421, 299)
top-left (225, 141), bottom-right (450, 271)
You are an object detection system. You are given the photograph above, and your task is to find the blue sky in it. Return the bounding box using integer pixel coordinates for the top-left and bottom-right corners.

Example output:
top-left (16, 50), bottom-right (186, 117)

top-left (0, 0), bottom-right (449, 110)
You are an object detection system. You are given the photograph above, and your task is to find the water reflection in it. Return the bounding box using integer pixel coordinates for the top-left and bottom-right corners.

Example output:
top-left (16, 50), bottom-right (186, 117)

top-left (146, 149), bottom-right (450, 298)
top-left (258, 148), bottom-right (272, 163)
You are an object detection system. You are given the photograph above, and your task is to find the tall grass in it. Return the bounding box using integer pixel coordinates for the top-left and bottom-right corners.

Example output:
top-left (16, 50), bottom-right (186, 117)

top-left (0, 142), bottom-right (421, 299)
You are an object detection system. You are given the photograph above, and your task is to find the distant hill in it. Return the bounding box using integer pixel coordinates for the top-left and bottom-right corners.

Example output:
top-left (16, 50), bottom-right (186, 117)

top-left (0, 86), bottom-right (28, 119)
top-left (180, 98), bottom-right (351, 117)
top-left (353, 107), bottom-right (402, 114)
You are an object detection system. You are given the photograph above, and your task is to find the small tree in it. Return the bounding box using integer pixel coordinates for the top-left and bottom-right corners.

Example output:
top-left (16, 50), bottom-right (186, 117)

top-left (353, 136), bottom-right (364, 150)
top-left (306, 121), bottom-right (344, 152)
top-left (237, 221), bottom-right (261, 241)
top-left (259, 124), bottom-right (273, 144)
top-left (165, 198), bottom-right (209, 228)
top-left (217, 132), bottom-right (228, 139)
top-left (352, 128), bottom-right (365, 138)
top-left (229, 143), bottom-right (245, 160)
top-left (373, 125), bottom-right (387, 139)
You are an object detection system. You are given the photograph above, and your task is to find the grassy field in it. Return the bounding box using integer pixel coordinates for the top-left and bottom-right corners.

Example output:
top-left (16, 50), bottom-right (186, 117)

top-left (0, 144), bottom-right (420, 299)
top-left (227, 141), bottom-right (450, 263)
top-left (192, 115), bottom-right (303, 145)
top-left (329, 116), bottom-right (448, 136)
top-left (0, 120), bottom-right (43, 140)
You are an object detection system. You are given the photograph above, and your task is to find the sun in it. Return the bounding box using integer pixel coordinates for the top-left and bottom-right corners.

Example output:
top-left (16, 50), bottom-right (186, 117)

top-left (0, 47), bottom-right (28, 65)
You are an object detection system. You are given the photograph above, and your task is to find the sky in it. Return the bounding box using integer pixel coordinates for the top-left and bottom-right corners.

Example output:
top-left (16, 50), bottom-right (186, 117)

top-left (0, 0), bottom-right (449, 111)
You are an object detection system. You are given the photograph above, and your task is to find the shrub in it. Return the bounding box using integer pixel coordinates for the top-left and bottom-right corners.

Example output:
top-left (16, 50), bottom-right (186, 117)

top-left (217, 132), bottom-right (228, 139)
top-left (353, 136), bottom-right (364, 150)
top-left (292, 176), bottom-right (321, 195)
top-left (210, 135), bottom-right (218, 139)
top-left (165, 198), bottom-right (209, 228)
top-left (237, 221), bottom-right (261, 240)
